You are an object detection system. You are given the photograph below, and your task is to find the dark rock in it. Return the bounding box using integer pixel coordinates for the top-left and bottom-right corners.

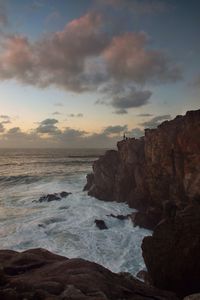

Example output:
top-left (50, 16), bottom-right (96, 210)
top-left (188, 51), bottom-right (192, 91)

top-left (136, 270), bottom-right (152, 285)
top-left (95, 219), bottom-right (108, 230)
top-left (85, 109), bottom-right (200, 228)
top-left (142, 204), bottom-right (200, 297)
top-left (107, 213), bottom-right (129, 220)
top-left (88, 150), bottom-right (120, 201)
top-left (37, 191), bottom-right (72, 203)
top-left (60, 191), bottom-right (71, 198)
top-left (0, 248), bottom-right (178, 300)
top-left (83, 173), bottom-right (94, 191)
top-left (132, 208), bottom-right (162, 230)
top-left (184, 294), bottom-right (200, 300)
top-left (38, 193), bottom-right (61, 202)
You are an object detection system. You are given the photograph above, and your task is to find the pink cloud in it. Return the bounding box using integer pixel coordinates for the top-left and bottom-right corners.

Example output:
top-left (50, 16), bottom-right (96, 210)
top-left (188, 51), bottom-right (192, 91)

top-left (103, 32), bottom-right (181, 83)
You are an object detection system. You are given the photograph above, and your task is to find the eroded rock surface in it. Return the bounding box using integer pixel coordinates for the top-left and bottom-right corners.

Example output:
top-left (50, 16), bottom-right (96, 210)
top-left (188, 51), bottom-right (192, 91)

top-left (0, 248), bottom-right (178, 300)
top-left (85, 109), bottom-right (200, 229)
top-left (142, 204), bottom-right (200, 297)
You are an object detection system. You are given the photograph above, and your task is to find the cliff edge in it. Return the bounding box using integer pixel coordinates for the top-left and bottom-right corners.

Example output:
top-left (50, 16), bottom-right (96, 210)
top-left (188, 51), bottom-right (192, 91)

top-left (84, 109), bottom-right (200, 228)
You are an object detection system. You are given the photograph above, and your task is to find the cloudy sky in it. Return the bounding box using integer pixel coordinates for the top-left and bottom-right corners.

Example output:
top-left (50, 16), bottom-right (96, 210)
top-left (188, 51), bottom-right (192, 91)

top-left (0, 0), bottom-right (199, 148)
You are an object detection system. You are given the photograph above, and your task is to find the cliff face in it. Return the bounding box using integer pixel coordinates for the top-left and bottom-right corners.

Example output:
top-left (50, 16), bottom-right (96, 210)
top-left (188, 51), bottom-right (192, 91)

top-left (85, 109), bottom-right (200, 224)
top-left (142, 203), bottom-right (200, 297)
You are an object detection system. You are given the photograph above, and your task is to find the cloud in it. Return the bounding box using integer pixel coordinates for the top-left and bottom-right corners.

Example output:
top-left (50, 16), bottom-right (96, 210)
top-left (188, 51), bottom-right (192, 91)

top-left (7, 127), bottom-right (21, 134)
top-left (36, 118), bottom-right (60, 134)
top-left (0, 12), bottom-right (181, 95)
top-left (140, 114), bottom-right (171, 128)
top-left (0, 12), bottom-right (108, 91)
top-left (103, 125), bottom-right (127, 135)
top-left (115, 109), bottom-right (128, 115)
top-left (137, 113), bottom-right (153, 117)
top-left (52, 111), bottom-right (61, 115)
top-left (68, 113), bottom-right (84, 118)
top-left (0, 115), bottom-right (11, 124)
top-left (0, 11), bottom-right (182, 115)
top-left (111, 89), bottom-right (152, 113)
top-left (0, 119), bottom-right (148, 148)
top-left (77, 113), bottom-right (83, 117)
top-left (54, 102), bottom-right (64, 107)
top-left (128, 127), bottom-right (144, 138)
top-left (0, 114), bottom-right (10, 119)
top-left (58, 127), bottom-right (87, 140)
top-left (103, 32), bottom-right (181, 84)
top-left (0, 122), bottom-right (5, 132)
top-left (97, 82), bottom-right (152, 113)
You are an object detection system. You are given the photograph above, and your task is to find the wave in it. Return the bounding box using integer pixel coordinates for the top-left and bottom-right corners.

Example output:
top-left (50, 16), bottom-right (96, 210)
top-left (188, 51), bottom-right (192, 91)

top-left (68, 155), bottom-right (99, 158)
top-left (0, 160), bottom-right (95, 168)
top-left (0, 175), bottom-right (42, 185)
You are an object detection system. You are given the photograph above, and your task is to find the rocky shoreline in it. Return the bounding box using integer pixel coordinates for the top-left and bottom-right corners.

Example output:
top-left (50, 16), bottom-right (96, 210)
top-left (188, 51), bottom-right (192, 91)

top-left (1, 109), bottom-right (200, 299)
top-left (84, 109), bottom-right (200, 298)
top-left (0, 248), bottom-right (178, 300)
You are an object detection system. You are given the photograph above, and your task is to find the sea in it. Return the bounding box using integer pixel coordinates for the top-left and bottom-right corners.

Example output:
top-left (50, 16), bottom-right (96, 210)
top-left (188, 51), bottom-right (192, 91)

top-left (0, 148), bottom-right (150, 276)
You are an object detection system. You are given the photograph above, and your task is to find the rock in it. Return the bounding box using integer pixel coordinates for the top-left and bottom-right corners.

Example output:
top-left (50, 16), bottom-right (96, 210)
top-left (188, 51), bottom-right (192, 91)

top-left (60, 191), bottom-right (71, 198)
top-left (85, 109), bottom-right (200, 228)
top-left (184, 294), bottom-right (200, 300)
top-left (136, 270), bottom-right (151, 285)
top-left (142, 204), bottom-right (200, 297)
top-left (95, 219), bottom-right (108, 230)
top-left (0, 248), bottom-right (178, 300)
top-left (83, 173), bottom-right (94, 191)
top-left (132, 208), bottom-right (162, 230)
top-left (107, 213), bottom-right (129, 220)
top-left (37, 191), bottom-right (72, 203)
top-left (88, 150), bottom-right (120, 201)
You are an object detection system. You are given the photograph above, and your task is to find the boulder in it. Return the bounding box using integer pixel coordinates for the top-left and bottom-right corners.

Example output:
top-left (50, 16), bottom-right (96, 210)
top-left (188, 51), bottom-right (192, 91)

top-left (0, 248), bottom-right (178, 300)
top-left (37, 191), bottom-right (72, 203)
top-left (107, 214), bottom-right (129, 220)
top-left (142, 204), bottom-right (200, 297)
top-left (95, 219), bottom-right (108, 230)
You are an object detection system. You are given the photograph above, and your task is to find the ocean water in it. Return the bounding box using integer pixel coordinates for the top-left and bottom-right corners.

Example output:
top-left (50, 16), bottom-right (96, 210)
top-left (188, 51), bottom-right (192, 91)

top-left (0, 148), bottom-right (150, 276)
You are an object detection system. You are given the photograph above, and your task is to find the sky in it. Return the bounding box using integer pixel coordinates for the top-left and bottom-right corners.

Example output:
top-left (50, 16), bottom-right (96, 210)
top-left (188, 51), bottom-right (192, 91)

top-left (0, 0), bottom-right (199, 148)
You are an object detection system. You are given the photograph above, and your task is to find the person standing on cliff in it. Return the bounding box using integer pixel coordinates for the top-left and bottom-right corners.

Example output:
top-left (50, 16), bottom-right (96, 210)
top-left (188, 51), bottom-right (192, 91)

top-left (123, 133), bottom-right (126, 140)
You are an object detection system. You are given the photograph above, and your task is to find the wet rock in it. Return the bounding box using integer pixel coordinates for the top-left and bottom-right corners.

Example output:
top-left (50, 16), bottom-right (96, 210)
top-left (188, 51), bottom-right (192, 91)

top-left (60, 191), bottom-right (71, 198)
top-left (136, 270), bottom-right (151, 285)
top-left (83, 173), bottom-right (94, 191)
top-left (95, 219), bottom-right (108, 230)
top-left (142, 204), bottom-right (200, 297)
top-left (36, 191), bottom-right (72, 203)
top-left (107, 213), bottom-right (129, 220)
top-left (0, 248), bottom-right (178, 300)
top-left (132, 208), bottom-right (162, 230)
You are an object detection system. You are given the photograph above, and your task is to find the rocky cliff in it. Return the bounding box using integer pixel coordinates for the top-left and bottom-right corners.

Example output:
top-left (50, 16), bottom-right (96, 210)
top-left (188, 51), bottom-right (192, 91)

top-left (142, 203), bottom-right (200, 297)
top-left (85, 109), bottom-right (200, 228)
top-left (0, 248), bottom-right (178, 300)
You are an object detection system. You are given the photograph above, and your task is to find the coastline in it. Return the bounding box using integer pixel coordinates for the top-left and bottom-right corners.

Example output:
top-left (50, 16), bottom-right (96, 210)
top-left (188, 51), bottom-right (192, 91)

top-left (1, 109), bottom-right (200, 299)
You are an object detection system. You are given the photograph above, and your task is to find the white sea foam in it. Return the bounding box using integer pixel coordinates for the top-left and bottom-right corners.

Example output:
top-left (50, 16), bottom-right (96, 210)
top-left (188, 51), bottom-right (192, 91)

top-left (0, 149), bottom-right (151, 276)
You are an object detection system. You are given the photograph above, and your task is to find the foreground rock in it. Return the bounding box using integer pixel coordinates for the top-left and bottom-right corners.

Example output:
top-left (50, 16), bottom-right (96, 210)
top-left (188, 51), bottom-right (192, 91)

top-left (142, 204), bottom-right (200, 298)
top-left (95, 219), bottom-right (108, 230)
top-left (0, 248), bottom-right (178, 300)
top-left (36, 191), bottom-right (72, 203)
top-left (84, 109), bottom-right (200, 229)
